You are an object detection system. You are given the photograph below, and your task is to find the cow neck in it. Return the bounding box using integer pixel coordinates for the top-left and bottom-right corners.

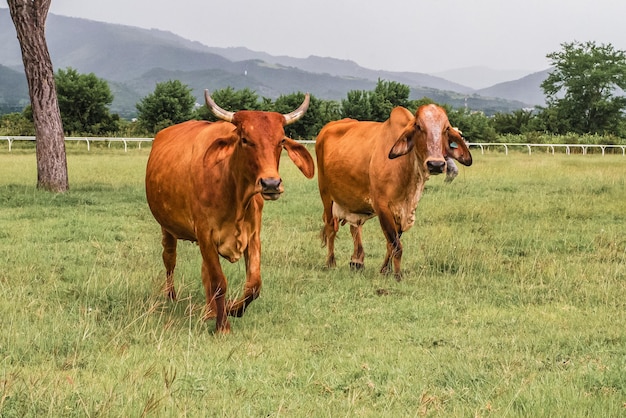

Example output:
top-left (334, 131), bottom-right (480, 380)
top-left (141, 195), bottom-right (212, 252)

top-left (226, 146), bottom-right (259, 224)
top-left (402, 146), bottom-right (428, 187)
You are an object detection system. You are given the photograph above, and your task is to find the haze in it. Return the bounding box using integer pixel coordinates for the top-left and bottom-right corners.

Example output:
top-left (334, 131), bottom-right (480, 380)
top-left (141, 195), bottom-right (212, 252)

top-left (45, 0), bottom-right (626, 75)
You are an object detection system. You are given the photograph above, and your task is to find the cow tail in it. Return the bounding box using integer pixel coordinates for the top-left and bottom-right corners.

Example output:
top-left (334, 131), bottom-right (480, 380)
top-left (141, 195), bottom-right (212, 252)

top-left (320, 214), bottom-right (340, 248)
top-left (320, 227), bottom-right (328, 248)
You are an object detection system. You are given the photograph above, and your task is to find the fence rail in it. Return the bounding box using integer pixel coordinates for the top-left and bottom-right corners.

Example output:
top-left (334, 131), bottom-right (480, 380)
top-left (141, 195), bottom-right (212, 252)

top-left (469, 142), bottom-right (626, 156)
top-left (0, 136), bottom-right (153, 152)
top-left (1, 136), bottom-right (625, 156)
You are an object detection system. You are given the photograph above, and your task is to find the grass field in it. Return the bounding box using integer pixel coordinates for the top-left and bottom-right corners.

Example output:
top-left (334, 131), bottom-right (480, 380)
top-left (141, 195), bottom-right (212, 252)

top-left (0, 144), bottom-right (625, 417)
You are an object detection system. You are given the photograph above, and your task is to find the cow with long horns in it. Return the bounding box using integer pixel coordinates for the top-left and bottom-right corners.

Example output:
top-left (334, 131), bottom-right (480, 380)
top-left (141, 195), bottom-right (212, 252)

top-left (145, 90), bottom-right (315, 333)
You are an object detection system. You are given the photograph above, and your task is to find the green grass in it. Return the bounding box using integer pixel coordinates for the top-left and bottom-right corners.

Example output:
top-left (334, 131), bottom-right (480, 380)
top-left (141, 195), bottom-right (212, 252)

top-left (0, 146), bottom-right (625, 417)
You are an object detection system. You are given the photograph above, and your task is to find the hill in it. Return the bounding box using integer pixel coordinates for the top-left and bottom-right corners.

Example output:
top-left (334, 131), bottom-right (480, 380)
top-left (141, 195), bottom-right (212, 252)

top-left (0, 8), bottom-right (546, 117)
top-left (0, 64), bottom-right (29, 114)
top-left (476, 70), bottom-right (550, 106)
top-left (432, 66), bottom-right (534, 90)
top-left (201, 47), bottom-right (475, 94)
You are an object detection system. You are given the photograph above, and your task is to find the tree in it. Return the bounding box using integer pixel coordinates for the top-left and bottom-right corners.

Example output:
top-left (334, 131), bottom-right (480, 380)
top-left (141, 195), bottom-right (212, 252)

top-left (370, 79), bottom-right (411, 121)
top-left (410, 96), bottom-right (435, 111)
top-left (541, 41), bottom-right (626, 135)
top-left (315, 99), bottom-right (342, 137)
top-left (196, 87), bottom-right (260, 121)
top-left (342, 79), bottom-right (411, 121)
top-left (273, 92), bottom-right (316, 139)
top-left (447, 107), bottom-right (497, 142)
top-left (341, 90), bottom-right (372, 120)
top-left (196, 87), bottom-right (338, 139)
top-left (55, 67), bottom-right (119, 135)
top-left (8, 0), bottom-right (68, 192)
top-left (0, 108), bottom-right (35, 136)
top-left (491, 109), bottom-right (536, 135)
top-left (136, 80), bottom-right (195, 134)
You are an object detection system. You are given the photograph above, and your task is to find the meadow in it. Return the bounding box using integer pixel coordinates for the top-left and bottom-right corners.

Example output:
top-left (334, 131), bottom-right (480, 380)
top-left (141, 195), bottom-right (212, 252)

top-left (0, 143), bottom-right (625, 417)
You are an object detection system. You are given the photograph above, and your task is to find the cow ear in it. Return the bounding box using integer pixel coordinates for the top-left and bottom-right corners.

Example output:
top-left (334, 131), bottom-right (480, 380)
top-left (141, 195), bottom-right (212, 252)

top-left (388, 123), bottom-right (418, 159)
top-left (283, 137), bottom-right (315, 179)
top-left (203, 134), bottom-right (237, 166)
top-left (445, 128), bottom-right (473, 166)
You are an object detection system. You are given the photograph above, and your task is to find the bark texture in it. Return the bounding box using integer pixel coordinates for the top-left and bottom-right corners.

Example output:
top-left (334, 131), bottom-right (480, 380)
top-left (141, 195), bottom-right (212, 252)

top-left (8, 0), bottom-right (68, 192)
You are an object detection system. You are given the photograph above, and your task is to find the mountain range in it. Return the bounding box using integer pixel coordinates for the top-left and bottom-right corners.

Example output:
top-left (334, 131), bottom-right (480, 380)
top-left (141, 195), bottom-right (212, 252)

top-left (0, 8), bottom-right (548, 118)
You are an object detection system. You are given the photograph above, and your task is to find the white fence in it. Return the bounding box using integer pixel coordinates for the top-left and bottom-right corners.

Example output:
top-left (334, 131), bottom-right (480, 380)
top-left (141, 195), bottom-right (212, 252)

top-left (469, 142), bottom-right (626, 156)
top-left (0, 136), bottom-right (153, 152)
top-left (1, 136), bottom-right (625, 156)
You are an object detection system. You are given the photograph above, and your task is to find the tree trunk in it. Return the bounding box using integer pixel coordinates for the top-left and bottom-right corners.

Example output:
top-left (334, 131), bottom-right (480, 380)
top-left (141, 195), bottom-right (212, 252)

top-left (8, 0), bottom-right (69, 192)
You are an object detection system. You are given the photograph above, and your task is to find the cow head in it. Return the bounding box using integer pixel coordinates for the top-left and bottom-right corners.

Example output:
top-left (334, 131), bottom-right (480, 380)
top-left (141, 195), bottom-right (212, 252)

top-left (388, 104), bottom-right (472, 173)
top-left (205, 90), bottom-right (315, 200)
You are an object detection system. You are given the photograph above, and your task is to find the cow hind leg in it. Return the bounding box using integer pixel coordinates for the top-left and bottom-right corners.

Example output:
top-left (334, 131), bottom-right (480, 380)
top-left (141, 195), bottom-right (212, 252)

top-left (349, 224), bottom-right (365, 270)
top-left (322, 221), bottom-right (338, 268)
top-left (320, 200), bottom-right (338, 268)
top-left (161, 229), bottom-right (178, 300)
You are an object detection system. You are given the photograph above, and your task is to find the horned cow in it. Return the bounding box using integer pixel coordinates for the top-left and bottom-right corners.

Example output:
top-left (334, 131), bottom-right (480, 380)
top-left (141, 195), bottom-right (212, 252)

top-left (145, 90), bottom-right (314, 333)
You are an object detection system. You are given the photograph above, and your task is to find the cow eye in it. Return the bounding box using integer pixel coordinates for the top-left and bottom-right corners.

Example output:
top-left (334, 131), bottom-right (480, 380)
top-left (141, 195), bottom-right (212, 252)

top-left (241, 137), bottom-right (252, 146)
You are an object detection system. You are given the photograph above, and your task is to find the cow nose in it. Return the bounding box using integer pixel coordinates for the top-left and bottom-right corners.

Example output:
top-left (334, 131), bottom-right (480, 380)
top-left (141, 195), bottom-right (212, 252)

top-left (426, 160), bottom-right (446, 174)
top-left (260, 177), bottom-right (282, 192)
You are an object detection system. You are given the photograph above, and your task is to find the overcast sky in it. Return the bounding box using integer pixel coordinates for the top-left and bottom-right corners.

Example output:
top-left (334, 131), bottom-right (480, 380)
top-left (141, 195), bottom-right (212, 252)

top-left (48, 0), bottom-right (626, 74)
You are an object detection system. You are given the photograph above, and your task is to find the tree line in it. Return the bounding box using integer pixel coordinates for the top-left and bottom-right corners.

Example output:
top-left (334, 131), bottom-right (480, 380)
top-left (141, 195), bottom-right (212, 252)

top-left (5, 0), bottom-right (625, 194)
top-left (2, 41), bottom-right (626, 145)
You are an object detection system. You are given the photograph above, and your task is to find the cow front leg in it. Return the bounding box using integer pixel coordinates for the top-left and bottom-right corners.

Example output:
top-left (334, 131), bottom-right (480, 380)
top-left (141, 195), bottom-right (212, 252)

top-left (228, 230), bottom-right (262, 318)
top-left (198, 243), bottom-right (230, 333)
top-left (377, 211), bottom-right (403, 280)
top-left (161, 228), bottom-right (178, 300)
top-left (349, 224), bottom-right (365, 270)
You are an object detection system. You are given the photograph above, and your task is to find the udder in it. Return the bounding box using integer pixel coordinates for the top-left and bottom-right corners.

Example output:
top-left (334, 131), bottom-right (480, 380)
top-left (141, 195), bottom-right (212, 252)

top-left (332, 201), bottom-right (376, 227)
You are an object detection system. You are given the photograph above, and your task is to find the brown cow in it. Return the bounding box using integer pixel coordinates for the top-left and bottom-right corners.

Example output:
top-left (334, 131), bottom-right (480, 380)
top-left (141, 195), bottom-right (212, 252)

top-left (315, 104), bottom-right (472, 279)
top-left (145, 90), bottom-right (315, 333)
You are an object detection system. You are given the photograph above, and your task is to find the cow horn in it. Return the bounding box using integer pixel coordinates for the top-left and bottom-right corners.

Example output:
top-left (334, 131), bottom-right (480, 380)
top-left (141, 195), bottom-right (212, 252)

top-left (283, 93), bottom-right (310, 125)
top-left (204, 90), bottom-right (234, 122)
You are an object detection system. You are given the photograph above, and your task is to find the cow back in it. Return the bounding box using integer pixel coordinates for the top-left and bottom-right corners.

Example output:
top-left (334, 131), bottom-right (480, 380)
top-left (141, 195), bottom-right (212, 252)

top-left (315, 108), bottom-right (418, 213)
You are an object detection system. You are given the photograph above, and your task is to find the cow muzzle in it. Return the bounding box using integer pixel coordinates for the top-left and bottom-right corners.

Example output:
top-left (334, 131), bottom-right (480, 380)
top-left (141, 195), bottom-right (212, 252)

top-left (259, 177), bottom-right (284, 200)
top-left (426, 159), bottom-right (446, 175)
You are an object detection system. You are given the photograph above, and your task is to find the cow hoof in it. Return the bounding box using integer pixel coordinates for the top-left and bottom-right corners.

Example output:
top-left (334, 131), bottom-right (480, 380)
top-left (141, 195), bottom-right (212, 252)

top-left (380, 265), bottom-right (402, 281)
top-left (227, 302), bottom-right (246, 318)
top-left (202, 309), bottom-right (217, 321)
top-left (215, 322), bottom-right (231, 335)
top-left (165, 287), bottom-right (177, 300)
top-left (349, 261), bottom-right (364, 270)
